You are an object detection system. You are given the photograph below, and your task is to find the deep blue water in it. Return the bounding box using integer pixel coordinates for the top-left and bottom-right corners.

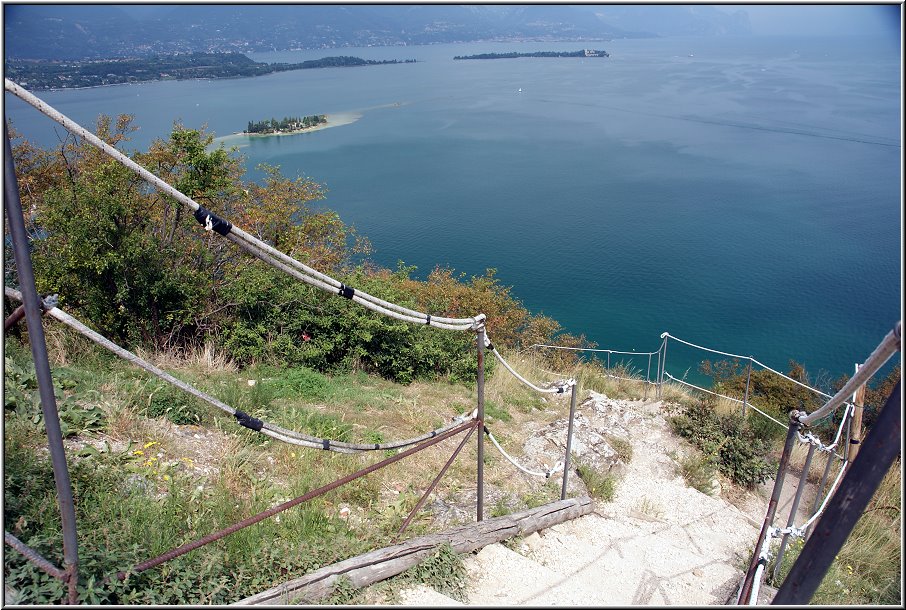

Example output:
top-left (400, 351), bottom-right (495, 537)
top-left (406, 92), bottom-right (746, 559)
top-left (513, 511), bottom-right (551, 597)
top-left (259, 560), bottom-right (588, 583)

top-left (5, 36), bottom-right (902, 386)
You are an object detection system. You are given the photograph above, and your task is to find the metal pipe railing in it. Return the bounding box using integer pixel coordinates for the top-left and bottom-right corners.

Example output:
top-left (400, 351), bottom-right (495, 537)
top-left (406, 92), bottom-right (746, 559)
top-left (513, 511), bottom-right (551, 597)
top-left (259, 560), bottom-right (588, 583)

top-left (4, 123), bottom-right (80, 604)
top-left (773, 380), bottom-right (901, 604)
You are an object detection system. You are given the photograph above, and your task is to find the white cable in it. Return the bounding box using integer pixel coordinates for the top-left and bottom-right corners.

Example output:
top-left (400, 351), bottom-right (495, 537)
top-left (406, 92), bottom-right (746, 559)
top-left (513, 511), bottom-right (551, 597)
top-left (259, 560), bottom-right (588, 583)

top-left (526, 344), bottom-right (660, 357)
top-left (664, 372), bottom-right (789, 430)
top-left (799, 461), bottom-right (848, 532)
top-left (486, 429), bottom-right (563, 478)
top-left (486, 335), bottom-right (574, 394)
top-left (799, 322), bottom-right (900, 426)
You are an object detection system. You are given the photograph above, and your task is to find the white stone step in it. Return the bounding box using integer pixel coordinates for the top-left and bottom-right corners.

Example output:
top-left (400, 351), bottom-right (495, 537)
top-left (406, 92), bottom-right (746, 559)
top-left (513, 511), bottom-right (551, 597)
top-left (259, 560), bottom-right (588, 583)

top-left (513, 516), bottom-right (747, 605)
top-left (462, 542), bottom-right (610, 605)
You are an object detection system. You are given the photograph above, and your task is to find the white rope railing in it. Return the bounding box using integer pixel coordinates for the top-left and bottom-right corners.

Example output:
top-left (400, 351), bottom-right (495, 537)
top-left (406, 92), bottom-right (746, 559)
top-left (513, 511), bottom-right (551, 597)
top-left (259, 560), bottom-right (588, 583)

top-left (5, 287), bottom-right (477, 453)
top-left (798, 322), bottom-right (901, 426)
top-left (4, 78), bottom-right (483, 333)
top-left (663, 372), bottom-right (789, 430)
top-left (486, 334), bottom-right (574, 395)
top-left (663, 332), bottom-right (844, 403)
top-left (485, 427), bottom-right (563, 478)
top-left (526, 343), bottom-right (660, 356)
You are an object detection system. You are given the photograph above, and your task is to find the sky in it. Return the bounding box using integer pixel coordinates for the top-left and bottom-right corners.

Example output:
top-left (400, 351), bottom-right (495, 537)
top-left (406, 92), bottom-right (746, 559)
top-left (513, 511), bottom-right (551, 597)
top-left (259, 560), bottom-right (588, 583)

top-left (721, 4), bottom-right (901, 37)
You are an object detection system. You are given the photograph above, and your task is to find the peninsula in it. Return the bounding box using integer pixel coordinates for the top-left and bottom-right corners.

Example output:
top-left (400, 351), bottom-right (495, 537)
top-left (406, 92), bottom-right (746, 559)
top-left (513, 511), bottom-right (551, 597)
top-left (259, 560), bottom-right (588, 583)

top-left (453, 49), bottom-right (609, 60)
top-left (6, 52), bottom-right (417, 91)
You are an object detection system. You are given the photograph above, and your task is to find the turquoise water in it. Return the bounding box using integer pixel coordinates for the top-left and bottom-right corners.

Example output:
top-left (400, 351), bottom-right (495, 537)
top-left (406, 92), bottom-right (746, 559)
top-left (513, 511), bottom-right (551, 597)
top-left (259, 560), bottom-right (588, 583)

top-left (5, 36), bottom-right (902, 384)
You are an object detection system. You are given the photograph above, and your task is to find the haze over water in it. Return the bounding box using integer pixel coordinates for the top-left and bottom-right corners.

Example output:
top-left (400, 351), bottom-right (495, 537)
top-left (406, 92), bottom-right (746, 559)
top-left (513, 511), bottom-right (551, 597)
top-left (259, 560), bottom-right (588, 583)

top-left (6, 35), bottom-right (902, 385)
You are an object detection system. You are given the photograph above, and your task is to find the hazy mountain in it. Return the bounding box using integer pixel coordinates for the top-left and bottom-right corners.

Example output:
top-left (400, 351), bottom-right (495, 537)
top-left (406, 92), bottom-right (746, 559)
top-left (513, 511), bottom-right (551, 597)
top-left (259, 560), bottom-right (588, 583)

top-left (589, 5), bottom-right (751, 37)
top-left (4, 4), bottom-right (750, 61)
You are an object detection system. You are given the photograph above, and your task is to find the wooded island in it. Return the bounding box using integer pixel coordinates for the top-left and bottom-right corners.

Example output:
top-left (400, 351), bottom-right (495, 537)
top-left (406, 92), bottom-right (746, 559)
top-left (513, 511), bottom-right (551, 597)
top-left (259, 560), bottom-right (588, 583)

top-left (244, 115), bottom-right (327, 135)
top-left (454, 49), bottom-right (609, 60)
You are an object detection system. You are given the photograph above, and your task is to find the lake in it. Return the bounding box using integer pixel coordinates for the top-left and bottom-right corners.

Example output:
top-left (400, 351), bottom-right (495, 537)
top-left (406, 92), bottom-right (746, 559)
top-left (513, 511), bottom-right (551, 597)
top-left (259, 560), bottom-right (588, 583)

top-left (5, 35), bottom-right (902, 386)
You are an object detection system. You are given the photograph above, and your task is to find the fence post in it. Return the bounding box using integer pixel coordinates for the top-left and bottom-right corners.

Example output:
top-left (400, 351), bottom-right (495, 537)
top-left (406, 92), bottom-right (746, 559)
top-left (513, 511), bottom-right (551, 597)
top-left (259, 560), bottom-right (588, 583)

top-left (848, 363), bottom-right (866, 462)
top-left (561, 382), bottom-right (578, 500)
top-left (654, 342), bottom-right (662, 399)
top-left (659, 334), bottom-right (669, 399)
top-left (645, 352), bottom-right (652, 401)
top-left (737, 410), bottom-right (802, 604)
top-left (4, 125), bottom-right (80, 604)
top-left (742, 357), bottom-right (752, 418)
top-left (773, 380), bottom-right (901, 605)
top-left (804, 450), bottom-right (836, 541)
top-left (476, 325), bottom-right (486, 522)
top-left (771, 440), bottom-right (816, 584)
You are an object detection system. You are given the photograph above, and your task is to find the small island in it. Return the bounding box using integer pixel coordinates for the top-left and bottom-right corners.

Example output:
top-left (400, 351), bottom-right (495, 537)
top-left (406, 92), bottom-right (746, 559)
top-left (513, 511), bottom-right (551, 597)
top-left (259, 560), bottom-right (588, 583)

top-left (244, 115), bottom-right (327, 136)
top-left (454, 49), bottom-right (609, 60)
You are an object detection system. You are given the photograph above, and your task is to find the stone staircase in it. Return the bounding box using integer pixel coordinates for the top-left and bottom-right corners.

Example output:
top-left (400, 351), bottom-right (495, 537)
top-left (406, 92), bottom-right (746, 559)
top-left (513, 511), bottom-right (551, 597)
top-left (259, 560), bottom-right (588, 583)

top-left (395, 396), bottom-right (793, 605)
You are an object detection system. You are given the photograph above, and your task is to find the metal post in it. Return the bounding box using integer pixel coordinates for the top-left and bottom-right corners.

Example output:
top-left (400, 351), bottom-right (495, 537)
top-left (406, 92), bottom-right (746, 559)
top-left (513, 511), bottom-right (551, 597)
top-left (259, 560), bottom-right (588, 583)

top-left (4, 124), bottom-right (79, 604)
top-left (742, 357), bottom-right (752, 418)
top-left (476, 326), bottom-right (486, 522)
top-left (738, 411), bottom-right (802, 604)
top-left (660, 337), bottom-right (667, 398)
top-left (561, 382), bottom-right (578, 500)
top-left (771, 441), bottom-right (816, 584)
top-left (848, 363), bottom-right (865, 463)
top-left (606, 350), bottom-right (610, 371)
top-left (773, 381), bottom-right (901, 605)
top-left (645, 352), bottom-right (652, 400)
top-left (804, 450), bottom-right (836, 541)
top-left (655, 340), bottom-right (662, 399)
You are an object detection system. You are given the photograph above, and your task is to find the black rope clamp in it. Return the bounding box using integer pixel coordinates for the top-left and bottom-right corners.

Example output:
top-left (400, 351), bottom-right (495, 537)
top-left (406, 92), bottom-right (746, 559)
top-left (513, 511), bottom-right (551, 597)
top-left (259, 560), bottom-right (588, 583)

top-left (486, 342), bottom-right (494, 352)
top-left (850, 439), bottom-right (861, 445)
top-left (557, 386), bottom-right (565, 393)
top-left (194, 206), bottom-right (232, 236)
top-left (322, 439), bottom-right (330, 450)
top-left (234, 410), bottom-right (263, 431)
top-left (425, 314), bottom-right (431, 325)
top-left (338, 284), bottom-right (355, 299)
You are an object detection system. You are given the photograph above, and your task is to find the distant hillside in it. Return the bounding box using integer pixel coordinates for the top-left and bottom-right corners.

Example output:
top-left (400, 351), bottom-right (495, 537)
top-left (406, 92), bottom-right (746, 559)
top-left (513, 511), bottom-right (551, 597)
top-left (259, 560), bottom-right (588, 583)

top-left (4, 5), bottom-right (750, 61)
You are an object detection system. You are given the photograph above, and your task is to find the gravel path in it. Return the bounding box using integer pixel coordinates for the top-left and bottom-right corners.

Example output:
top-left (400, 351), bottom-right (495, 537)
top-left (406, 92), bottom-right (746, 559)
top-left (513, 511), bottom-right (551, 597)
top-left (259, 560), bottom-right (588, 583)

top-left (398, 394), bottom-right (813, 605)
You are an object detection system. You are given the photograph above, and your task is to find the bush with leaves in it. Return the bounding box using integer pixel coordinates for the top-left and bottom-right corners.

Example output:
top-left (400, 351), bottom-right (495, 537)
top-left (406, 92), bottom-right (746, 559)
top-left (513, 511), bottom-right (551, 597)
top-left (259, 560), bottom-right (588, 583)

top-left (669, 398), bottom-right (773, 488)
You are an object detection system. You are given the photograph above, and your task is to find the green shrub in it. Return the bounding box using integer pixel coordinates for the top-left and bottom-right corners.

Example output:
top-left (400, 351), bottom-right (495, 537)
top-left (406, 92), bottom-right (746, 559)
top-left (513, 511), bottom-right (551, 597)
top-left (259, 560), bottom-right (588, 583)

top-left (397, 544), bottom-right (467, 602)
top-left (575, 460), bottom-right (616, 502)
top-left (143, 384), bottom-right (206, 425)
top-left (669, 399), bottom-right (773, 488)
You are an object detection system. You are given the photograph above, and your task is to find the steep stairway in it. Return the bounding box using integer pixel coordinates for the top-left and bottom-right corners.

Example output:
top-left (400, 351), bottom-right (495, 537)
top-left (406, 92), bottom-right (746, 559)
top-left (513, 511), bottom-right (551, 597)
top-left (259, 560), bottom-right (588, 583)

top-left (397, 396), bottom-right (785, 605)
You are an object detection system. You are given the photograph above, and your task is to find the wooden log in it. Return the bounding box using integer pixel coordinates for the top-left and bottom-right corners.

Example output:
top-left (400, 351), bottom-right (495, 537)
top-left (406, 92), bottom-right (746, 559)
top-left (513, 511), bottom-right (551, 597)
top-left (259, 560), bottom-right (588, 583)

top-left (234, 495), bottom-right (594, 605)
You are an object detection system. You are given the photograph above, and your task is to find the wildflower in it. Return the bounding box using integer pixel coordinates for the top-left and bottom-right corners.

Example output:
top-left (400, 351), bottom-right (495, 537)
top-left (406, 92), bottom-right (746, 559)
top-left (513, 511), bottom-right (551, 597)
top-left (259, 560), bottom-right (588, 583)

top-left (132, 450), bottom-right (144, 456)
top-left (143, 441), bottom-right (158, 449)
top-left (248, 379), bottom-right (257, 386)
top-left (163, 475), bottom-right (171, 481)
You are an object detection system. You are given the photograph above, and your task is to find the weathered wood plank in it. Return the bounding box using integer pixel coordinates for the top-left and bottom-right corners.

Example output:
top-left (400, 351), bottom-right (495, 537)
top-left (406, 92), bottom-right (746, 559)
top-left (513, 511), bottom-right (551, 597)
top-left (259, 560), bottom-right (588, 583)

top-left (234, 495), bottom-right (593, 605)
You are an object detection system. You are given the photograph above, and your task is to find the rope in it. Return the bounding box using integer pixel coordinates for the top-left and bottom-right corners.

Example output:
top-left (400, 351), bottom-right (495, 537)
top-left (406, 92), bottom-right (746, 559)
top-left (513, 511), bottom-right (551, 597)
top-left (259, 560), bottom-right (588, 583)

top-left (526, 344), bottom-right (660, 357)
top-left (662, 332), bottom-right (751, 361)
top-left (224, 234), bottom-right (478, 330)
top-left (663, 332), bottom-right (852, 405)
top-left (3, 78), bottom-right (483, 333)
top-left (663, 372), bottom-right (789, 430)
top-left (5, 287), bottom-right (476, 453)
top-left (798, 322), bottom-right (901, 427)
top-left (796, 404), bottom-right (853, 454)
top-left (484, 426), bottom-right (563, 478)
top-left (486, 334), bottom-right (575, 394)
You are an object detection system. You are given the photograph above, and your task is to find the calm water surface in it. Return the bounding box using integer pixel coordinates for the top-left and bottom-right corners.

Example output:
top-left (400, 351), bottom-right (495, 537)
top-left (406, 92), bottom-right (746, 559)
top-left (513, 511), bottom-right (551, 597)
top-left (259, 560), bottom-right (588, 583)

top-left (6, 36), bottom-right (902, 384)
